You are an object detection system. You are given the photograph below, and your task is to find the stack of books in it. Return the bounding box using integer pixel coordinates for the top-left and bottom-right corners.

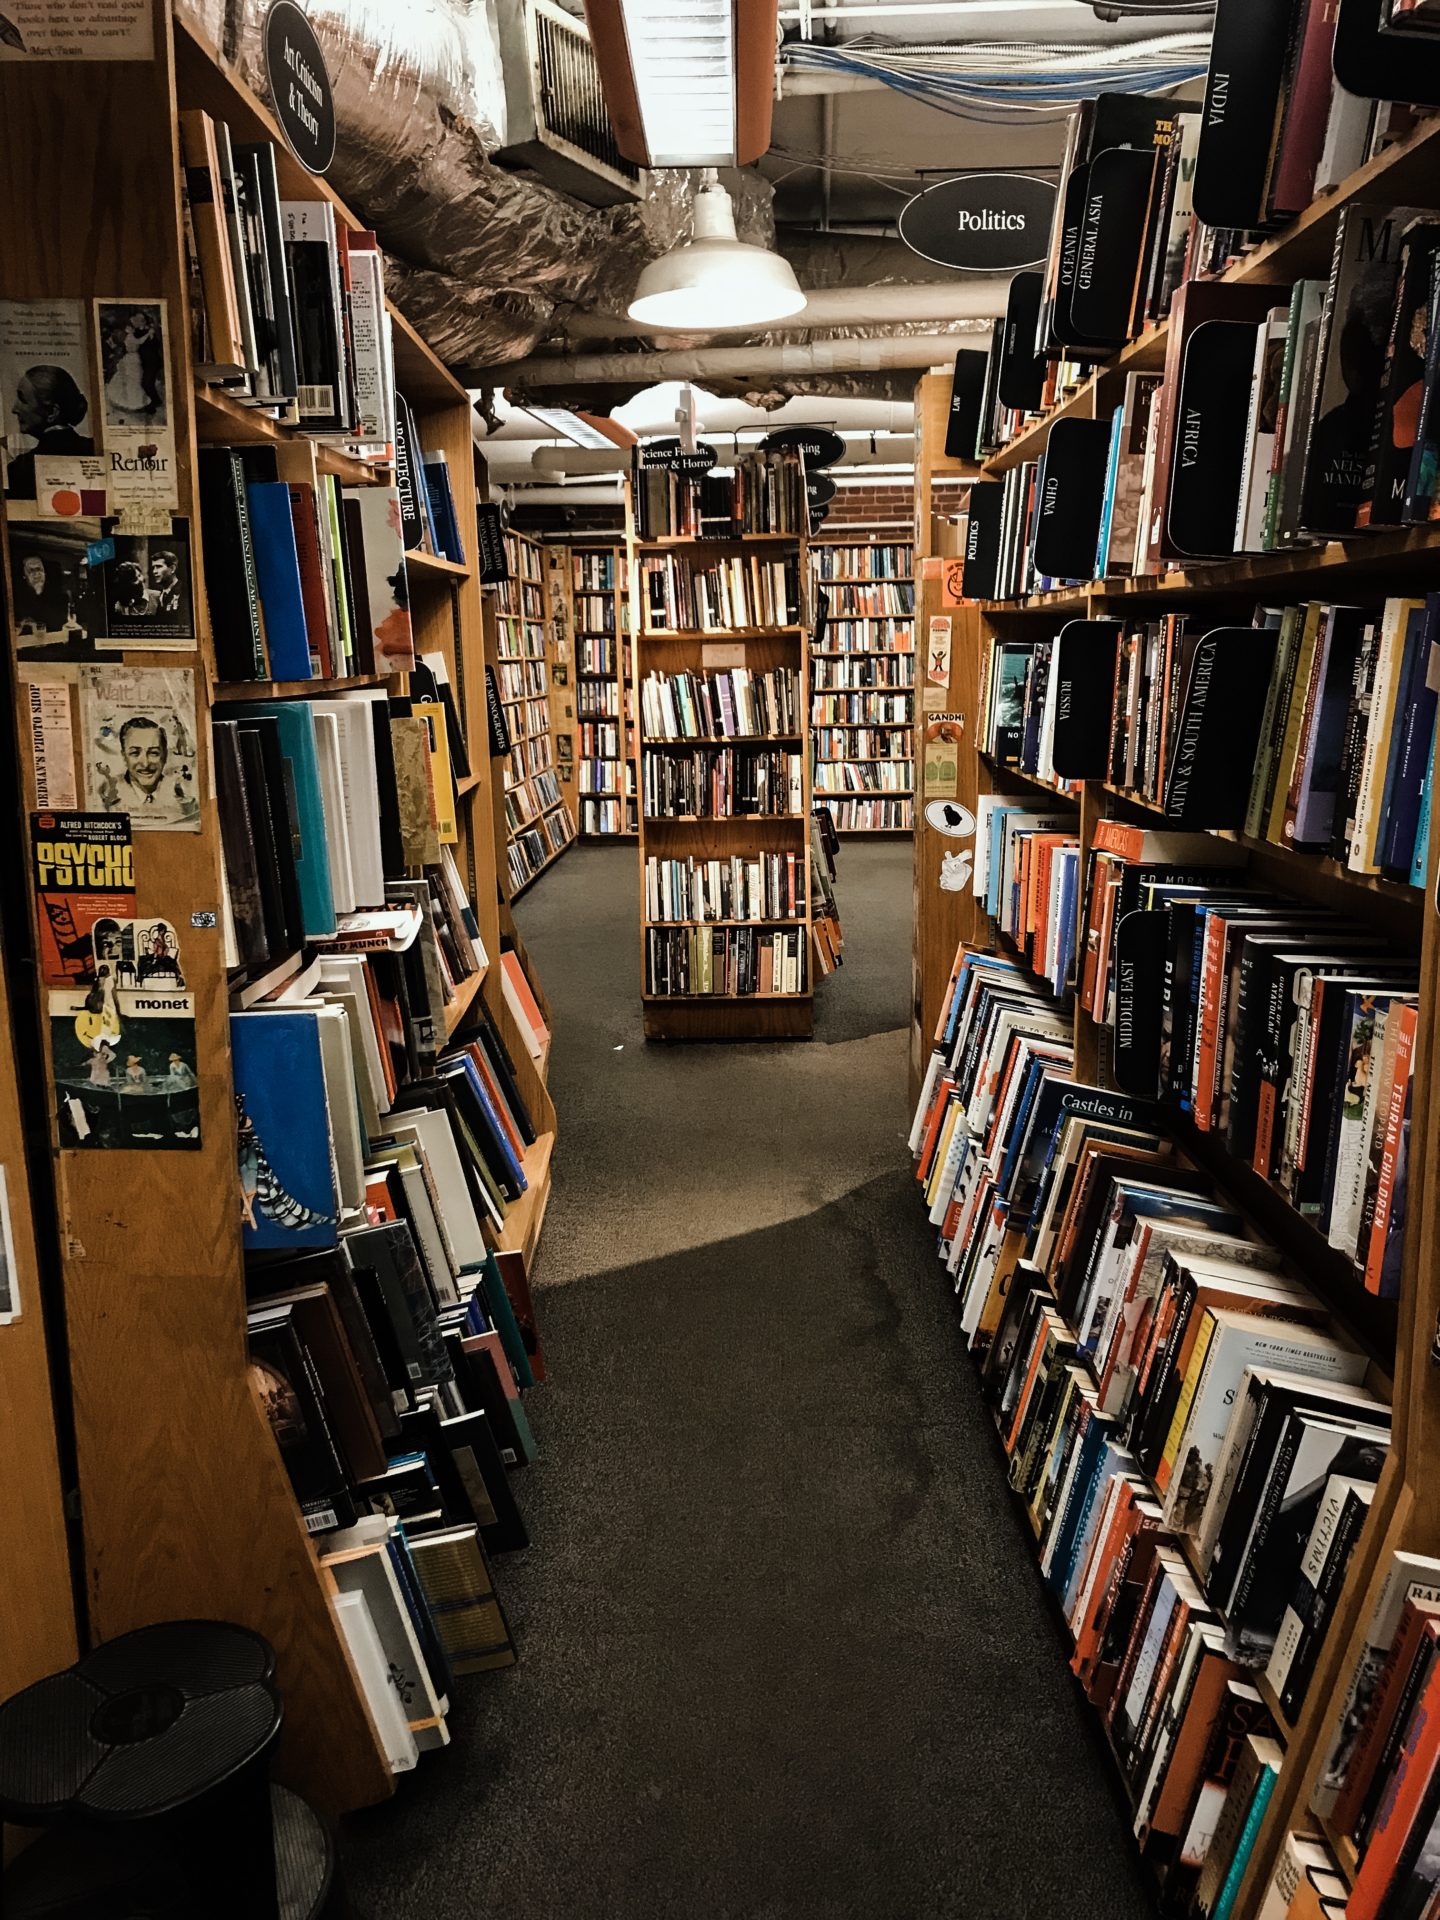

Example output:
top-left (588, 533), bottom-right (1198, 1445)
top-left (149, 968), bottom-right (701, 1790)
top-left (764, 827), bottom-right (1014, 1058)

top-left (630, 448), bottom-right (806, 539)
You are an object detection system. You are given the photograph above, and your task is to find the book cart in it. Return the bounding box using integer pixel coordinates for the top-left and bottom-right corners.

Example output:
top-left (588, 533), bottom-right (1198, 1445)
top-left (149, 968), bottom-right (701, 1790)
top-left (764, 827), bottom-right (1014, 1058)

top-left (809, 535), bottom-right (916, 833)
top-left (911, 113), bottom-right (1440, 1920)
top-left (492, 528), bottom-right (577, 897)
top-left (561, 542), bottom-right (635, 840)
top-left (0, 1), bottom-right (555, 1812)
top-left (625, 489), bottom-right (815, 1042)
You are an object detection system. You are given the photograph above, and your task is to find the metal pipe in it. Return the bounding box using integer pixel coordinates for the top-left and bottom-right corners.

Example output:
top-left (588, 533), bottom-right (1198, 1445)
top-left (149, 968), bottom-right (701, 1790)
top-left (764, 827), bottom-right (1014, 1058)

top-left (559, 280), bottom-right (1008, 339)
top-left (500, 330), bottom-right (991, 387)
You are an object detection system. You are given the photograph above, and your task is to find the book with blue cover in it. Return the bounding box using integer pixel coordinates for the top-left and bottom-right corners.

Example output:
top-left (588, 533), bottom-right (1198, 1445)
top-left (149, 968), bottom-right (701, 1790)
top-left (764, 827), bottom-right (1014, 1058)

top-left (231, 1009), bottom-right (338, 1250)
top-left (245, 480), bottom-right (313, 680)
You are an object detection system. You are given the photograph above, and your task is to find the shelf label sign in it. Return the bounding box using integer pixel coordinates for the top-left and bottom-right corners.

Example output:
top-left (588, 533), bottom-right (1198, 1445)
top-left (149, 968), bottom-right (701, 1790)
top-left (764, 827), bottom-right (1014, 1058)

top-left (265, 1), bottom-right (336, 176)
top-left (760, 426), bottom-right (845, 470)
top-left (898, 173), bottom-right (1056, 273)
top-left (641, 439), bottom-right (716, 473)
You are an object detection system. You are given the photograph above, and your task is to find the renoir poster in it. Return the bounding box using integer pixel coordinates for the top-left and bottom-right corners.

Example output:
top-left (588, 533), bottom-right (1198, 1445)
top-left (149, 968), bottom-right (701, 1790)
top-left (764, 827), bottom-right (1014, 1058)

top-left (50, 976), bottom-right (200, 1150)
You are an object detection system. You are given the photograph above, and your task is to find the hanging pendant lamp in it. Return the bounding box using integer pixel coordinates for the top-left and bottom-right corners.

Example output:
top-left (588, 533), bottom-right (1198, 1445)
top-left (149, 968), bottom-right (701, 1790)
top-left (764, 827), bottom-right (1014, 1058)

top-left (628, 172), bottom-right (807, 332)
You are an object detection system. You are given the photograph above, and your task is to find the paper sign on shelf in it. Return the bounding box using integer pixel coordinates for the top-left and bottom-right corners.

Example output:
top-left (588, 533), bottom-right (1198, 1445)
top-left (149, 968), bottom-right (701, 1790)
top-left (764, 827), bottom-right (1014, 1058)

top-left (0, 1), bottom-right (153, 61)
top-left (922, 711), bottom-right (963, 799)
top-left (940, 557), bottom-right (966, 608)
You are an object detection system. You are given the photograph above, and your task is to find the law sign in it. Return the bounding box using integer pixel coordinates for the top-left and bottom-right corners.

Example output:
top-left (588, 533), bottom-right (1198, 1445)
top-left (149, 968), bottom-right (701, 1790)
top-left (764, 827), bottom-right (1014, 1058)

top-left (898, 172), bottom-right (1056, 274)
top-left (641, 439), bottom-right (717, 473)
top-left (264, 1), bottom-right (336, 176)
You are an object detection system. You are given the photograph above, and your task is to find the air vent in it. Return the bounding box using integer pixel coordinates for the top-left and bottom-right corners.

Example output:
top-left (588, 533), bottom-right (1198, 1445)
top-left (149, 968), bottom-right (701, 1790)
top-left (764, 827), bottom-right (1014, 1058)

top-left (494, 0), bottom-right (640, 207)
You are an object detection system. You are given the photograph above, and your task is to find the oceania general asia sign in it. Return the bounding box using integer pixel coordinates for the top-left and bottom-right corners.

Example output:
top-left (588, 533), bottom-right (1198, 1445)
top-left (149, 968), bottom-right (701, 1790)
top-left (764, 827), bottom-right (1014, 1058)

top-left (898, 172), bottom-right (1056, 274)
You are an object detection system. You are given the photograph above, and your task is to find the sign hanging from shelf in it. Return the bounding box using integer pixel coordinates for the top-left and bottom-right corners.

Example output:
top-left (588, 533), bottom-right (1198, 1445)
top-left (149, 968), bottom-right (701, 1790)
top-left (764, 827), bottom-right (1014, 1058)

top-left (264, 1), bottom-right (336, 177)
top-left (640, 439), bottom-right (716, 473)
top-left (898, 172), bottom-right (1056, 273)
top-left (807, 474), bottom-right (837, 508)
top-left (759, 426), bottom-right (845, 469)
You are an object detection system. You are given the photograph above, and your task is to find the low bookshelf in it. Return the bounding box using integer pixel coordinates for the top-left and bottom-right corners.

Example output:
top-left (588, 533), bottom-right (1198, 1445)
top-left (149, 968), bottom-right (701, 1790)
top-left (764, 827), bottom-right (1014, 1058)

top-left (810, 538), bottom-right (916, 833)
top-left (493, 528), bottom-right (577, 896)
top-left (628, 450), bottom-right (814, 1041)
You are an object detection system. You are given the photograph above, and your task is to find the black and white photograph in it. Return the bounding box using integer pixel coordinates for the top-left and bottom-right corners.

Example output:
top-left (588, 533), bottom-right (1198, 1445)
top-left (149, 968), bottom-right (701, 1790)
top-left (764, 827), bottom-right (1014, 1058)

top-left (0, 296), bottom-right (96, 501)
top-left (93, 296), bottom-right (178, 513)
top-left (79, 663), bottom-right (201, 832)
top-left (7, 519), bottom-right (105, 660)
top-left (100, 520), bottom-right (195, 647)
top-left (96, 301), bottom-right (166, 428)
top-left (0, 1168), bottom-right (18, 1324)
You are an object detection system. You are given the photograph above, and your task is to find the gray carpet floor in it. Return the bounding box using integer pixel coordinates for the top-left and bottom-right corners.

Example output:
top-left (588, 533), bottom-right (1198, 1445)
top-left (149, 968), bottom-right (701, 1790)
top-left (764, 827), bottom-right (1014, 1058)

top-left (345, 839), bottom-right (1158, 1920)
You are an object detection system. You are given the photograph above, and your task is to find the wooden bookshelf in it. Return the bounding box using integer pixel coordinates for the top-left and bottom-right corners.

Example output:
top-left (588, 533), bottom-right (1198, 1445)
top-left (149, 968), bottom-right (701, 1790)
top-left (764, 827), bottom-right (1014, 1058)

top-left (489, 530), bottom-right (577, 896)
top-left (0, 1), bottom-right (556, 1815)
top-left (912, 106), bottom-right (1440, 1894)
top-left (810, 538), bottom-right (918, 835)
top-left (626, 497), bottom-right (814, 1041)
top-left (560, 543), bottom-right (635, 840)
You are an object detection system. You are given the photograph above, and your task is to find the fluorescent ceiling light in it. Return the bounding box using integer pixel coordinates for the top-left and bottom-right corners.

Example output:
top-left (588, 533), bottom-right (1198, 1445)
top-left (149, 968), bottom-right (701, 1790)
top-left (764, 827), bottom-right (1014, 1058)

top-left (618, 0), bottom-right (736, 167)
top-left (522, 407), bottom-right (627, 450)
top-left (629, 176), bottom-right (807, 331)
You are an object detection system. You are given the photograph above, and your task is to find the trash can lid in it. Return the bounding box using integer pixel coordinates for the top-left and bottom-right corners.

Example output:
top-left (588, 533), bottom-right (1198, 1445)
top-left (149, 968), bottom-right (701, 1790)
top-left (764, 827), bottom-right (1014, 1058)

top-left (0, 1621), bottom-right (282, 1823)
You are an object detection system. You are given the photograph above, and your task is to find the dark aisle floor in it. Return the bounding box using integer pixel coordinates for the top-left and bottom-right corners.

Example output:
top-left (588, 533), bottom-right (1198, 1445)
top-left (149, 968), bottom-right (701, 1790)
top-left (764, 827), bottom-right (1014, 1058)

top-left (346, 839), bottom-right (1158, 1920)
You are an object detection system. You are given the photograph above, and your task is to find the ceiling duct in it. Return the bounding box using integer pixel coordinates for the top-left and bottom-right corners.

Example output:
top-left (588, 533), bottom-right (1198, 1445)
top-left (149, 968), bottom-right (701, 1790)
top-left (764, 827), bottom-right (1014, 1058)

top-left (492, 0), bottom-right (641, 205)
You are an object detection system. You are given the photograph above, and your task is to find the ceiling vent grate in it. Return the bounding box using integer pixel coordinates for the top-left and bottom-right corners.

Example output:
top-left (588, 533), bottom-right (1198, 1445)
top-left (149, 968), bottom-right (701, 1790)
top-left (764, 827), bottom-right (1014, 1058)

top-left (495, 0), bottom-right (640, 206)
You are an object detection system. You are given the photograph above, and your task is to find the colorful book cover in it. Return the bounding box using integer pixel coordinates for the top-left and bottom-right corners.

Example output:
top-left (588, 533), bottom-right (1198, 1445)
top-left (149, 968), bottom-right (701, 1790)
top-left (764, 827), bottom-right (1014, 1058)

top-left (31, 809), bottom-right (134, 985)
top-left (230, 1009), bottom-right (338, 1249)
top-left (50, 976), bottom-right (199, 1151)
top-left (348, 483), bottom-right (415, 672)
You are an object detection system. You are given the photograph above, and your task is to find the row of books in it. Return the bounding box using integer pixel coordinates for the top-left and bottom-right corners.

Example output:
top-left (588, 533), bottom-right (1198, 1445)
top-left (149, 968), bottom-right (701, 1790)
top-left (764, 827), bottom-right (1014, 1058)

top-left (580, 798), bottom-right (632, 836)
top-left (630, 449), bottom-right (807, 540)
top-left (813, 728), bottom-right (911, 760)
top-left (638, 667), bottom-right (803, 742)
top-left (644, 924), bottom-right (807, 998)
top-left (815, 582), bottom-right (913, 618)
top-left (812, 620), bottom-right (914, 657)
top-left (812, 656), bottom-right (915, 690)
top-left (1078, 822), bottom-right (1417, 1292)
top-left (577, 636), bottom-right (616, 676)
top-left (496, 660), bottom-right (546, 704)
top-left (181, 107), bottom-right (391, 447)
top-left (200, 449), bottom-right (416, 682)
top-left (812, 692), bottom-right (913, 726)
top-left (973, 198), bottom-right (1440, 599)
top-left (812, 542), bottom-right (912, 580)
top-left (643, 852), bottom-right (807, 925)
top-left (972, 797), bottom-right (1081, 998)
top-left (577, 680), bottom-right (621, 719)
top-left (571, 549), bottom-right (617, 593)
top-left (909, 942), bottom-right (1402, 1909)
top-left (506, 807), bottom-right (575, 893)
top-left (822, 796), bottom-right (913, 830)
top-left (639, 554), bottom-right (800, 632)
top-left (504, 731), bottom-right (554, 791)
top-left (640, 747), bottom-right (804, 820)
top-left (213, 670), bottom-right (470, 977)
top-left (812, 762), bottom-right (913, 795)
top-left (977, 632), bottom-right (1079, 798)
top-left (577, 761), bottom-right (621, 796)
top-left (578, 721), bottom-right (623, 760)
top-left (809, 811), bottom-right (845, 978)
top-left (504, 775), bottom-right (565, 837)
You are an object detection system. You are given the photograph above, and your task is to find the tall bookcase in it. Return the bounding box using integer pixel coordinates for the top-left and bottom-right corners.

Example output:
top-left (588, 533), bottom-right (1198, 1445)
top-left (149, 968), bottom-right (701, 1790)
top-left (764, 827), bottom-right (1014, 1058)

top-left (810, 536), bottom-right (916, 833)
top-left (566, 543), bottom-right (636, 838)
top-left (494, 528), bottom-right (576, 896)
top-left (910, 117), bottom-right (1440, 1920)
top-left (627, 502), bottom-right (814, 1042)
top-left (0, 2), bottom-right (553, 1813)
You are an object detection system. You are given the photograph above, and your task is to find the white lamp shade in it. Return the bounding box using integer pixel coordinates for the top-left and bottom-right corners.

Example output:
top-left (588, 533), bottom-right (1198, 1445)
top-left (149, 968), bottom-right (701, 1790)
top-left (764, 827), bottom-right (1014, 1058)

top-left (627, 180), bottom-right (807, 332)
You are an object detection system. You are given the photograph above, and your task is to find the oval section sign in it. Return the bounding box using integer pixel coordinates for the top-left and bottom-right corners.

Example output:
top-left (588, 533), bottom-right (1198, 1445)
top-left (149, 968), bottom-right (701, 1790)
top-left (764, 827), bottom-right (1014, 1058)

top-left (807, 473), bottom-right (837, 508)
top-left (264, 1), bottom-right (336, 176)
top-left (898, 172), bottom-right (1056, 274)
top-left (641, 438), bottom-right (717, 473)
top-left (760, 426), bottom-right (845, 470)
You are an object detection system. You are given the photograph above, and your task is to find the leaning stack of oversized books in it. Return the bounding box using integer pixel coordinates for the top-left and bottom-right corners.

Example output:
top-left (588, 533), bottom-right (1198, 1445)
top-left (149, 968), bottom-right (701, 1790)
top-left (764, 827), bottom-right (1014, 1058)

top-left (911, 938), bottom-right (1440, 1914)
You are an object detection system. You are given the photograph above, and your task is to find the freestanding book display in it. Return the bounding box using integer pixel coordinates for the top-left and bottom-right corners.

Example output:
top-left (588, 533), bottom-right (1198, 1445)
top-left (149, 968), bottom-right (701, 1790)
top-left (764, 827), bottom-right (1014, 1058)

top-left (809, 537), bottom-right (916, 834)
top-left (909, 99), bottom-right (1440, 1920)
top-left (491, 528), bottom-right (577, 895)
top-left (626, 463), bottom-right (814, 1041)
top-left (561, 542), bottom-right (635, 839)
top-left (0, 2), bottom-right (555, 1812)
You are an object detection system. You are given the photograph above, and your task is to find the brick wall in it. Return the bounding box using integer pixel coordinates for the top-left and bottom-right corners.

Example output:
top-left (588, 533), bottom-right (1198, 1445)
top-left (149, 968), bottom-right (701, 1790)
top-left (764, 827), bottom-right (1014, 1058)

top-left (824, 478), bottom-right (969, 531)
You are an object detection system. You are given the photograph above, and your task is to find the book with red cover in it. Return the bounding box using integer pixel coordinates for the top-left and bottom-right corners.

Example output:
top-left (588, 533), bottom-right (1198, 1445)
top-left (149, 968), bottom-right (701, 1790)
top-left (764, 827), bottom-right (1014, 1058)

top-left (286, 480), bottom-right (333, 678)
top-left (1335, 1601), bottom-right (1440, 1837)
top-left (1349, 1638), bottom-right (1440, 1920)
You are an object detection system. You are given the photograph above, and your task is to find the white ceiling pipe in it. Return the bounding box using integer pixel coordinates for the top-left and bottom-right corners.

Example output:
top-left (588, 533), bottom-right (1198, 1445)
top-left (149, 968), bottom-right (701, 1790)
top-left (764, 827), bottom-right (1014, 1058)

top-left (563, 280), bottom-right (1009, 339)
top-left (498, 485), bottom-right (625, 506)
top-left (502, 329), bottom-right (993, 387)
